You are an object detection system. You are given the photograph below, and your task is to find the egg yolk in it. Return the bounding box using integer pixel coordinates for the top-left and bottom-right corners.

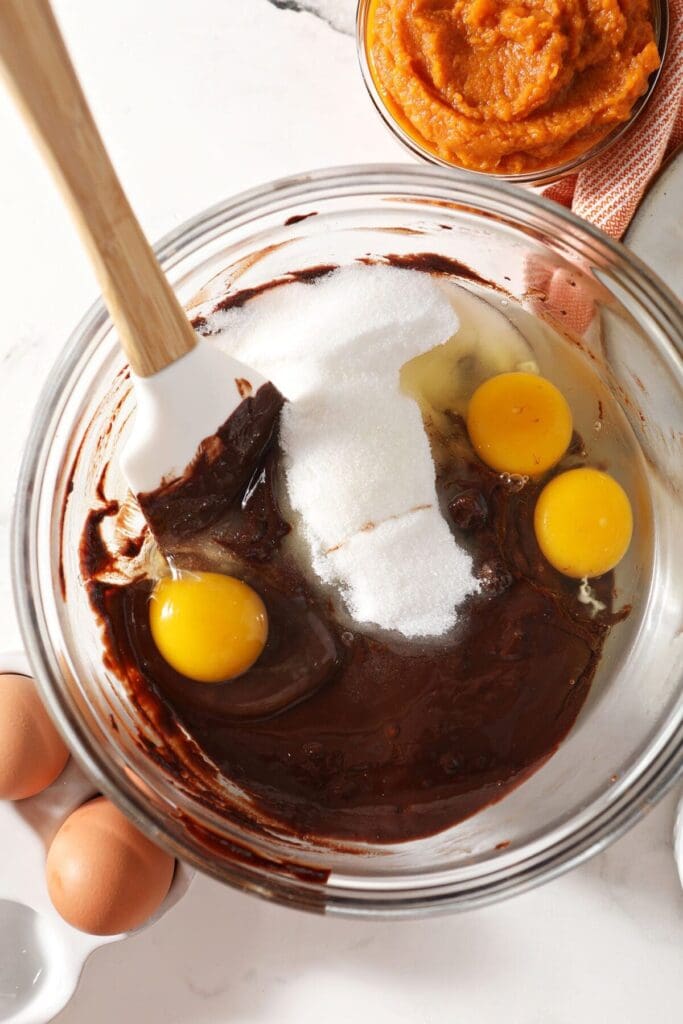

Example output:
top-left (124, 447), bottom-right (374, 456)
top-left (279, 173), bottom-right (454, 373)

top-left (466, 372), bottom-right (573, 476)
top-left (534, 468), bottom-right (633, 579)
top-left (149, 572), bottom-right (268, 683)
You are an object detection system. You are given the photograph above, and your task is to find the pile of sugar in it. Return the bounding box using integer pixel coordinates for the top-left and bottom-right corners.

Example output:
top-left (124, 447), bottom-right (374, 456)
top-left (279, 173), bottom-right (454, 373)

top-left (207, 264), bottom-right (479, 638)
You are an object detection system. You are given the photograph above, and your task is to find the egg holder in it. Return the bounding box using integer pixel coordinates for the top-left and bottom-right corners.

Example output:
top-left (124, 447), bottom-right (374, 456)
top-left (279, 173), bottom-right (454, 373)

top-left (0, 649), bottom-right (195, 1024)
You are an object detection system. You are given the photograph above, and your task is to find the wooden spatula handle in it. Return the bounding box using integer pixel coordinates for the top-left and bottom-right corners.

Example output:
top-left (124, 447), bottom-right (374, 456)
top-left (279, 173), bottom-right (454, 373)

top-left (0, 0), bottom-right (196, 377)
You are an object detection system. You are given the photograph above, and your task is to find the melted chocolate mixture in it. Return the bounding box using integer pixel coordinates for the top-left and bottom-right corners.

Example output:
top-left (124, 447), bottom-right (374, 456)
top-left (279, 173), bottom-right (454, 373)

top-left (81, 261), bottom-right (619, 844)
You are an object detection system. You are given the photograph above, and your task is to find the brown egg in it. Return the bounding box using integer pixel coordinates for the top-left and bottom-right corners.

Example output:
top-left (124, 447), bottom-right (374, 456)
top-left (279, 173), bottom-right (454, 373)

top-left (46, 797), bottom-right (175, 935)
top-left (0, 673), bottom-right (70, 800)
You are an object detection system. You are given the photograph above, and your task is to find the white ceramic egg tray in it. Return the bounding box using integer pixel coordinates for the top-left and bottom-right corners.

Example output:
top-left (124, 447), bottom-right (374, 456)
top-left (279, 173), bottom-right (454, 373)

top-left (0, 650), bottom-right (194, 1024)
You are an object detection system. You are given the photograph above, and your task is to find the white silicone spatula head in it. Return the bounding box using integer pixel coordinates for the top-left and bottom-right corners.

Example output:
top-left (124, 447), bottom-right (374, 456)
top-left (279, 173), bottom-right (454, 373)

top-left (121, 341), bottom-right (268, 496)
top-left (0, 0), bottom-right (267, 503)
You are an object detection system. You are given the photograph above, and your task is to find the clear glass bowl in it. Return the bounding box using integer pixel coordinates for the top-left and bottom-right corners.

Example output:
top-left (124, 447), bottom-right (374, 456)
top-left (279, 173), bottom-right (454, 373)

top-left (12, 165), bottom-right (683, 916)
top-left (356, 0), bottom-right (669, 186)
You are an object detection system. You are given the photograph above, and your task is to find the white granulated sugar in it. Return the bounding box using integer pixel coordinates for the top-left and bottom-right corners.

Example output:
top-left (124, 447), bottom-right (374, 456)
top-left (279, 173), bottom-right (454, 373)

top-left (280, 389), bottom-right (436, 549)
top-left (323, 508), bottom-right (475, 639)
top-left (207, 265), bottom-right (460, 398)
top-left (211, 264), bottom-right (479, 637)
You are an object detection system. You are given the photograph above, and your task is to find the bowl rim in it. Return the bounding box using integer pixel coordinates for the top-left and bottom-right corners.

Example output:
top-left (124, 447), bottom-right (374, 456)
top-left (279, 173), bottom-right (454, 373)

top-left (11, 163), bottom-right (683, 916)
top-left (355, 0), bottom-right (670, 186)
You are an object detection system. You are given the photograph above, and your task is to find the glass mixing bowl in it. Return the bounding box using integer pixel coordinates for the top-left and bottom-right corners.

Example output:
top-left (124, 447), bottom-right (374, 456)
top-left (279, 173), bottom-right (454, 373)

top-left (12, 165), bottom-right (683, 916)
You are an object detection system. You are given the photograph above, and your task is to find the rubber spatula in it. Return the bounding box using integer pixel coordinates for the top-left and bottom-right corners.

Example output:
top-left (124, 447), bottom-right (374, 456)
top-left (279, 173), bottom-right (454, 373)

top-left (0, 0), bottom-right (268, 501)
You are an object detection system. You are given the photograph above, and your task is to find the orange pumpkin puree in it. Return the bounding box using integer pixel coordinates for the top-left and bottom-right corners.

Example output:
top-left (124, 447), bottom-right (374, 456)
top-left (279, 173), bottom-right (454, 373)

top-left (367, 0), bottom-right (661, 174)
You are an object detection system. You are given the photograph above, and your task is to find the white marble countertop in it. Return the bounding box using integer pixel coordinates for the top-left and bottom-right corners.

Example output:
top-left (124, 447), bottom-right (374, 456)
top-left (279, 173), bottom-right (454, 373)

top-left (0, 2), bottom-right (681, 1022)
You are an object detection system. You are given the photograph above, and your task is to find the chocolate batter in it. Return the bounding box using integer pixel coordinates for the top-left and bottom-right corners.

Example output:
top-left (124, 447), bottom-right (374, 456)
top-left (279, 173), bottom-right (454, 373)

top-left (80, 261), bottom-right (621, 845)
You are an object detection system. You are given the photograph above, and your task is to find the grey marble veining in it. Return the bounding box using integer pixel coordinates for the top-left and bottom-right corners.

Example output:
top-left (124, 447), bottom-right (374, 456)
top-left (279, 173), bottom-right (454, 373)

top-left (265, 0), bottom-right (355, 35)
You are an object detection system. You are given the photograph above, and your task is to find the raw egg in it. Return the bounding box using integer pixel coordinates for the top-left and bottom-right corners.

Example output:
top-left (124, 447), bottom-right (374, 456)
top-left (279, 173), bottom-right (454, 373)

top-left (534, 467), bottom-right (633, 578)
top-left (467, 371), bottom-right (573, 476)
top-left (0, 674), bottom-right (69, 800)
top-left (46, 796), bottom-right (175, 935)
top-left (149, 571), bottom-right (268, 683)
